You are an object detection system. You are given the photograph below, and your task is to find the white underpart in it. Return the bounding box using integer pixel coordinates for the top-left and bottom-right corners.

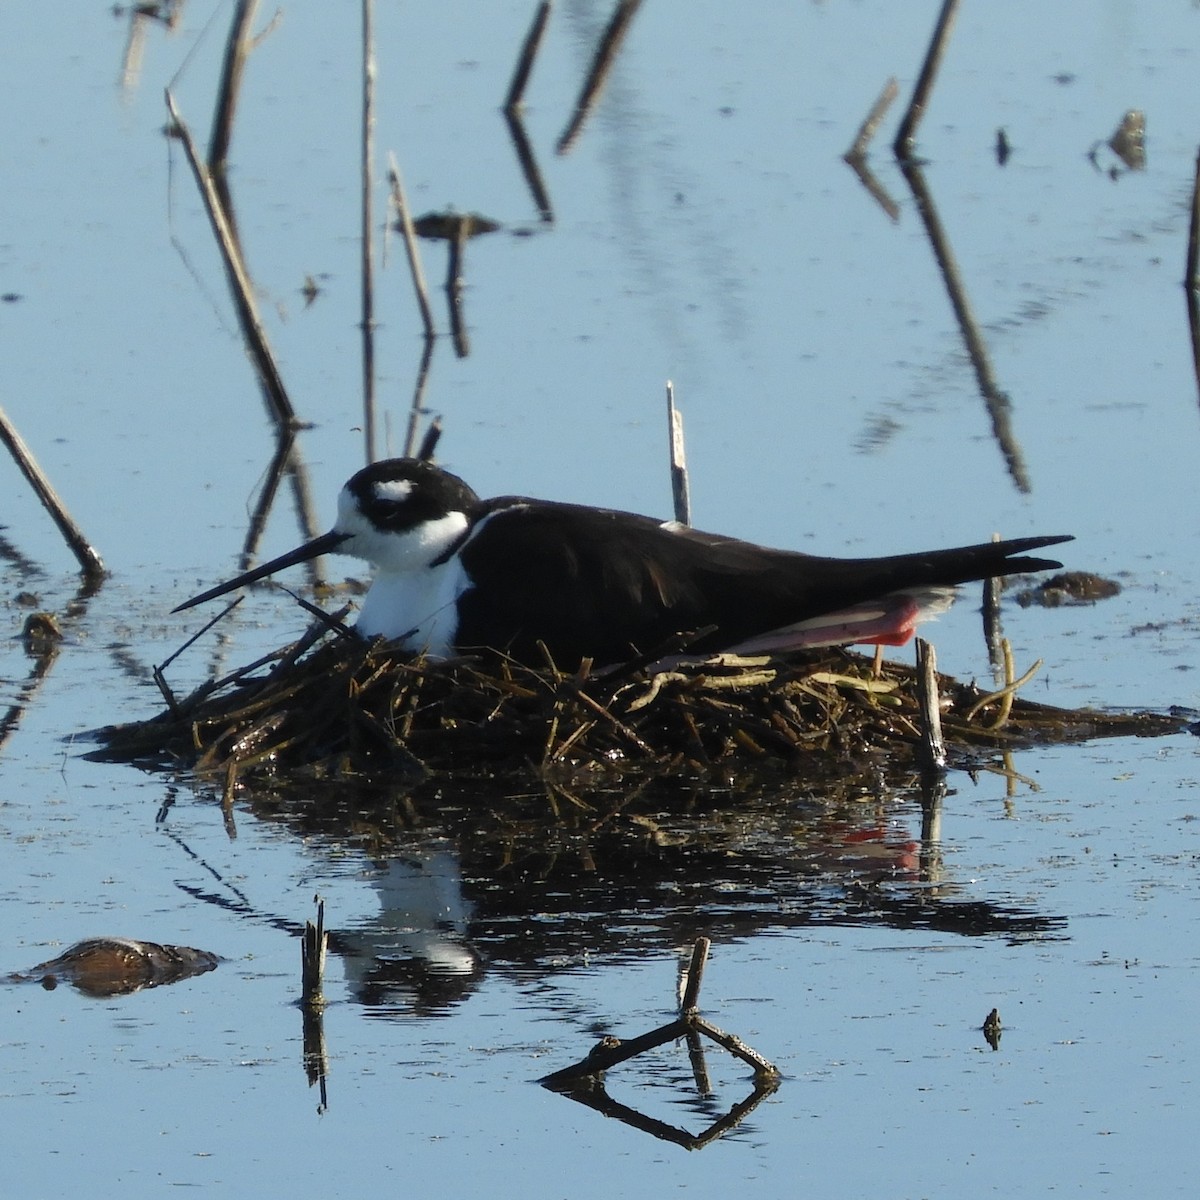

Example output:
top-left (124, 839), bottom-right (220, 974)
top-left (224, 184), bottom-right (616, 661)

top-left (355, 554), bottom-right (472, 653)
top-left (332, 486), bottom-right (471, 653)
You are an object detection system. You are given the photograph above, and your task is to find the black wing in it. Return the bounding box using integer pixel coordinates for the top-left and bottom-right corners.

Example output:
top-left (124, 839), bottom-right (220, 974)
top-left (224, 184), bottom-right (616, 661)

top-left (454, 499), bottom-right (1070, 666)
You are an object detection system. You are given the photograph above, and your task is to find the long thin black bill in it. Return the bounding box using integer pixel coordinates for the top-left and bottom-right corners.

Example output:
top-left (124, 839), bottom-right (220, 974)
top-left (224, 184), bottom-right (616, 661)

top-left (173, 530), bottom-right (351, 613)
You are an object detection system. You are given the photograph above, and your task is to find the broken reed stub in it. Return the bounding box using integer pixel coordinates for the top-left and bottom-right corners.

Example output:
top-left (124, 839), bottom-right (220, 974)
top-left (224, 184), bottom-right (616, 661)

top-left (915, 637), bottom-right (946, 771)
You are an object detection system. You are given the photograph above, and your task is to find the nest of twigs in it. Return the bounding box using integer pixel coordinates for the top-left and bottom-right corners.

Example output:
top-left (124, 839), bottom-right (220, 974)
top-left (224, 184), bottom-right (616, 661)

top-left (95, 624), bottom-right (1188, 788)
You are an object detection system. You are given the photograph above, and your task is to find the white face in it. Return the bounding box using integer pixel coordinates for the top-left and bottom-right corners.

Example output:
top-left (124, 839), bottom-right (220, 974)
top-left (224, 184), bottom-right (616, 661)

top-left (333, 484), bottom-right (469, 573)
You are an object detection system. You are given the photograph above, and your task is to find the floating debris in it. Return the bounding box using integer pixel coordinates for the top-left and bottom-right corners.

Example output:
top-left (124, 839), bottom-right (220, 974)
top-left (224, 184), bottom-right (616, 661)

top-left (541, 937), bottom-right (779, 1150)
top-left (982, 1006), bottom-right (1002, 1050)
top-left (1015, 571), bottom-right (1121, 608)
top-left (21, 612), bottom-right (63, 656)
top-left (995, 127), bottom-right (1012, 166)
top-left (409, 211), bottom-right (501, 241)
top-left (9, 938), bottom-right (219, 997)
top-left (1109, 109), bottom-right (1146, 171)
top-left (1088, 109), bottom-right (1146, 177)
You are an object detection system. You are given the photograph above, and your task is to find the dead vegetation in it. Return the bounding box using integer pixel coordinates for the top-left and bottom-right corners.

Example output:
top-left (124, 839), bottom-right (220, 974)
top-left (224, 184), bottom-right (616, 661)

top-left (95, 626), bottom-right (1188, 790)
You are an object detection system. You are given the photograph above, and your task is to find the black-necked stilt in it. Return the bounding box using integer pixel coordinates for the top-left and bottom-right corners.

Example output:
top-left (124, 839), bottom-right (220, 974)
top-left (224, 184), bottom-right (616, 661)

top-left (175, 458), bottom-right (1071, 667)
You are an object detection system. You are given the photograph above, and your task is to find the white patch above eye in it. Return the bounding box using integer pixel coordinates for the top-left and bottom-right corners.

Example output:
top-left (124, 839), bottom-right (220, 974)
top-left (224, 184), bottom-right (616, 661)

top-left (373, 478), bottom-right (414, 503)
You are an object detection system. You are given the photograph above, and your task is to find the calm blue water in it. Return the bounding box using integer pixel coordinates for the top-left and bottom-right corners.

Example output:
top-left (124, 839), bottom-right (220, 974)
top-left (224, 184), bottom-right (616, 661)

top-left (3, 2), bottom-right (1200, 1195)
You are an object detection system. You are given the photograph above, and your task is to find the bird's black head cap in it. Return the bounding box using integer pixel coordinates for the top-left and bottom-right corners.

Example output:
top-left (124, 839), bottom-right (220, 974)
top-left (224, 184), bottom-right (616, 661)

top-left (345, 459), bottom-right (481, 533)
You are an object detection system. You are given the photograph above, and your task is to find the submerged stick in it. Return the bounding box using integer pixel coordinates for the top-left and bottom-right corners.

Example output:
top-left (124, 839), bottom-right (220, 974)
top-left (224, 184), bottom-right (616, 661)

top-left (541, 969), bottom-right (778, 1086)
top-left (220, 760), bottom-right (239, 840)
top-left (540, 1019), bottom-right (687, 1084)
top-left (2, 611), bottom-right (65, 751)
top-left (665, 381), bottom-right (691, 525)
top-left (361, 0), bottom-right (378, 463)
top-left (0, 404), bottom-right (106, 581)
top-left (893, 0), bottom-right (960, 160)
top-left (690, 1015), bottom-right (779, 1079)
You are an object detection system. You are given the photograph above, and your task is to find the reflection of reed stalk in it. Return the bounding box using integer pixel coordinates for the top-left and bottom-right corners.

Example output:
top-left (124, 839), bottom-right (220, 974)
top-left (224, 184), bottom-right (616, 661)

top-left (894, 0), bottom-right (960, 160)
top-left (209, 0), bottom-right (258, 178)
top-left (899, 161), bottom-right (1031, 493)
top-left (556, 0), bottom-right (644, 156)
top-left (504, 3), bottom-right (555, 224)
top-left (1188, 147), bottom-right (1200, 287)
top-left (1186, 147), bottom-right (1200, 407)
top-left (505, 0), bottom-right (553, 112)
top-left (361, 0), bottom-right (378, 464)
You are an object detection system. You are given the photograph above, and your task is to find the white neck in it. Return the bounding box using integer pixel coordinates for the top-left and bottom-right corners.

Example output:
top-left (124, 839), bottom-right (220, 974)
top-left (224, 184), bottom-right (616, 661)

top-left (355, 554), bottom-right (469, 654)
top-left (332, 496), bottom-right (472, 655)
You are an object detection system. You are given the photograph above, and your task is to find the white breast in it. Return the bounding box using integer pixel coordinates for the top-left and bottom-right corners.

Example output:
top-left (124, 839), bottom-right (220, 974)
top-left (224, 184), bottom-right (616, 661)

top-left (332, 492), bottom-right (473, 654)
top-left (354, 553), bottom-right (472, 655)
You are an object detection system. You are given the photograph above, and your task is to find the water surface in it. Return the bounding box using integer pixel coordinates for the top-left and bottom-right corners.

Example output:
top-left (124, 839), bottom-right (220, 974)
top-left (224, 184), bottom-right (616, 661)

top-left (3, 2), bottom-right (1200, 1195)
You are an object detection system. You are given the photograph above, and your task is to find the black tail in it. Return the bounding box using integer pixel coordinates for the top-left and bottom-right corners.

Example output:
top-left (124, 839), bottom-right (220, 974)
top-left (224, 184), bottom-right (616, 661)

top-left (894, 534), bottom-right (1073, 586)
top-left (791, 534), bottom-right (1073, 618)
